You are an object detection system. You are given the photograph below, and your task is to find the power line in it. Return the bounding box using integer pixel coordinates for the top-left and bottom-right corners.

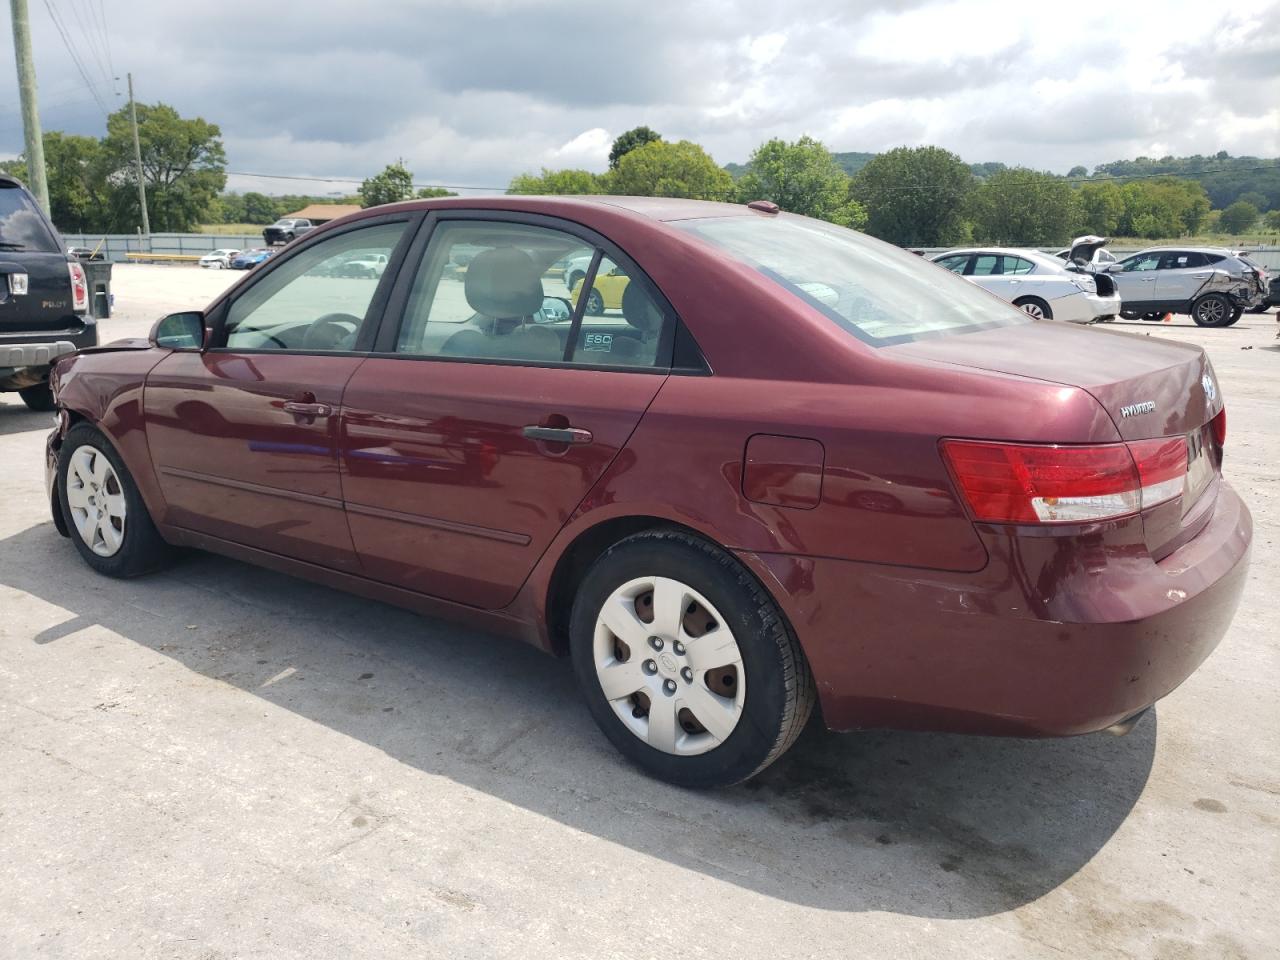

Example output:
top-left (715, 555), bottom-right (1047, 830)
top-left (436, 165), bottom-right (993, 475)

top-left (226, 170), bottom-right (509, 192)
top-left (41, 0), bottom-right (109, 114)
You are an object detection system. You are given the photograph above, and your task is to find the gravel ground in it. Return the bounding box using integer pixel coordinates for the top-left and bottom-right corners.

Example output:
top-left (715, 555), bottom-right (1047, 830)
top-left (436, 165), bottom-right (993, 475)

top-left (1, 265), bottom-right (1277, 959)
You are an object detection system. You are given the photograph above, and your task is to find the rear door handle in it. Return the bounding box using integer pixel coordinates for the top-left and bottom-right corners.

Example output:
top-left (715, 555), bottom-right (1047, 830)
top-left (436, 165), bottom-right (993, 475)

top-left (283, 401), bottom-right (332, 417)
top-left (522, 425), bottom-right (593, 444)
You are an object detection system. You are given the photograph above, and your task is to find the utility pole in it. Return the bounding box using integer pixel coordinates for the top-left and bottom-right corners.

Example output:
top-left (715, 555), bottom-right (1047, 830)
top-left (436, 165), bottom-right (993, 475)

top-left (9, 0), bottom-right (49, 213)
top-left (127, 72), bottom-right (150, 238)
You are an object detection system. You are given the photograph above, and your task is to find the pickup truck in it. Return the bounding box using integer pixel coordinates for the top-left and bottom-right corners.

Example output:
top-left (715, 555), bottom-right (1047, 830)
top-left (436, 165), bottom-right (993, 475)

top-left (262, 218), bottom-right (314, 245)
top-left (1, 173), bottom-right (94, 411)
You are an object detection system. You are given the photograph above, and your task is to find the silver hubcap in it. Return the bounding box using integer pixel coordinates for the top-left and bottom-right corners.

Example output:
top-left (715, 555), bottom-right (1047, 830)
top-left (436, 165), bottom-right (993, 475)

top-left (65, 445), bottom-right (127, 557)
top-left (1019, 301), bottom-right (1045, 319)
top-left (1199, 299), bottom-right (1225, 322)
top-left (593, 576), bottom-right (745, 756)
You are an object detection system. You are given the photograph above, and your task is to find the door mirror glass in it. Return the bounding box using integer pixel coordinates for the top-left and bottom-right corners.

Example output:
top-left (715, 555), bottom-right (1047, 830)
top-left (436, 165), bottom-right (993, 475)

top-left (150, 311), bottom-right (205, 350)
top-left (536, 296), bottom-right (573, 324)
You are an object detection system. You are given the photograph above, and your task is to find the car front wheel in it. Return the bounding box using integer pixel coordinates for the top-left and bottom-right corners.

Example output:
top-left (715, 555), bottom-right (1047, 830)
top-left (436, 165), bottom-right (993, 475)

top-left (58, 424), bottom-right (172, 577)
top-left (570, 530), bottom-right (815, 788)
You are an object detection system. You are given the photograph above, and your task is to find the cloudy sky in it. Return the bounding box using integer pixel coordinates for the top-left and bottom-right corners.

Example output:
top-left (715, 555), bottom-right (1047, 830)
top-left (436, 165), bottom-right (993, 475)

top-left (3, 0), bottom-right (1278, 195)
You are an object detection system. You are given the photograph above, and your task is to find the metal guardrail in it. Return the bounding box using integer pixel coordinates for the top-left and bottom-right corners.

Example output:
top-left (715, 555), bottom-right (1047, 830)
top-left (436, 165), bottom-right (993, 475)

top-left (62, 233), bottom-right (264, 263)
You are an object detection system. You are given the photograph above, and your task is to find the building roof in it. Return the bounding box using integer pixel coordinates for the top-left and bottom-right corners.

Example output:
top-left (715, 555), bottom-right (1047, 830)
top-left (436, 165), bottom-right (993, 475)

top-left (284, 203), bottom-right (363, 222)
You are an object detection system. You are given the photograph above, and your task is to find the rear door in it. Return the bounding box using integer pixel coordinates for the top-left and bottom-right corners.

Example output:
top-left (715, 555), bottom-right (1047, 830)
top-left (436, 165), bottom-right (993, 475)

top-left (968, 253), bottom-right (1013, 299)
top-left (339, 213), bottom-right (675, 609)
top-left (0, 179), bottom-right (78, 335)
top-left (144, 215), bottom-right (414, 569)
top-left (1155, 251), bottom-right (1210, 308)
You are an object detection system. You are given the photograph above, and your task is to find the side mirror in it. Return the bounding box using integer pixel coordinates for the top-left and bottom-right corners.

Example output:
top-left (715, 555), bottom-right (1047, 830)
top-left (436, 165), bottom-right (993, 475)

top-left (150, 311), bottom-right (206, 350)
top-left (537, 296), bottom-right (573, 323)
top-left (1105, 262), bottom-right (1124, 273)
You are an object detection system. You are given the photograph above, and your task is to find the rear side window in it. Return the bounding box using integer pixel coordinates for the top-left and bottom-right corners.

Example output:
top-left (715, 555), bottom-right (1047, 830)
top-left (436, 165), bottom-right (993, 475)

top-left (396, 220), bottom-right (669, 368)
top-left (0, 183), bottom-right (60, 253)
top-left (971, 255), bottom-right (1002, 276)
top-left (679, 215), bottom-right (1027, 345)
top-left (1003, 256), bottom-right (1035, 275)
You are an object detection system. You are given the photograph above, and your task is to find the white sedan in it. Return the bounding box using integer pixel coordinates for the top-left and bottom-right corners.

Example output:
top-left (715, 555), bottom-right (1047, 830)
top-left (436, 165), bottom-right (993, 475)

top-left (199, 248), bottom-right (241, 269)
top-left (929, 247), bottom-right (1121, 323)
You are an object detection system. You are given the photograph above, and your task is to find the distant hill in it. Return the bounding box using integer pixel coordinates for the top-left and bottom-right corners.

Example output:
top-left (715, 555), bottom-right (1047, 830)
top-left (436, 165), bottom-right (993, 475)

top-left (1090, 153), bottom-right (1280, 209)
top-left (726, 151), bottom-right (1009, 180)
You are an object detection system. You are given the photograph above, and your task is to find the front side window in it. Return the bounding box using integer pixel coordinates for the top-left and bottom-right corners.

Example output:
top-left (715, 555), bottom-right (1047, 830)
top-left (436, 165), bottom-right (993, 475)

top-left (677, 215), bottom-right (1027, 345)
top-left (396, 220), bottom-right (668, 367)
top-left (223, 221), bottom-right (406, 351)
top-left (1123, 254), bottom-right (1161, 272)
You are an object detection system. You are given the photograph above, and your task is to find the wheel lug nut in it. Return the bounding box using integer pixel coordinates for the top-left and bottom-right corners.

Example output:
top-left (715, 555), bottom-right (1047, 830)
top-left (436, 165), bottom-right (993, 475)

top-left (643, 659), bottom-right (657, 675)
top-left (663, 679), bottom-right (676, 695)
top-left (673, 641), bottom-right (685, 655)
top-left (681, 667), bottom-right (693, 682)
top-left (648, 636), bottom-right (663, 651)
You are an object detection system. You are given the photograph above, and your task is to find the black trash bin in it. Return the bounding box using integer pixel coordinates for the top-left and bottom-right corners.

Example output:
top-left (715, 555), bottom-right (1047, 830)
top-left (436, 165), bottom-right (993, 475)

top-left (83, 260), bottom-right (112, 319)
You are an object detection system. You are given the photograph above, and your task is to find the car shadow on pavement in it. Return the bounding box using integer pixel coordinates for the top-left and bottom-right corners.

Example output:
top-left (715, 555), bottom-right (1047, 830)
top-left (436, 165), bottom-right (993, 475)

top-left (1, 521), bottom-right (1156, 919)
top-left (0, 404), bottom-right (52, 437)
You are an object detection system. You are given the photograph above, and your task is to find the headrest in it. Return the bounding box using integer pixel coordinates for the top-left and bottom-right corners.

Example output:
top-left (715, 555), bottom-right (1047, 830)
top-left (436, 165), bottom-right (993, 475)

top-left (465, 248), bottom-right (544, 319)
top-left (621, 280), bottom-right (664, 335)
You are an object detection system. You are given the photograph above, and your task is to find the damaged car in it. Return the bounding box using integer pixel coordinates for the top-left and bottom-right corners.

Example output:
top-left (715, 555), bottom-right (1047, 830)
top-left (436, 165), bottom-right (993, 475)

top-left (1107, 247), bottom-right (1266, 327)
top-left (930, 244), bottom-right (1120, 323)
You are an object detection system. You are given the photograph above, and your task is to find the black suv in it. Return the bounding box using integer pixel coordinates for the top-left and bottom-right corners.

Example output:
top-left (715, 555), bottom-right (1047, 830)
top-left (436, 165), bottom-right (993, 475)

top-left (1, 174), bottom-right (95, 411)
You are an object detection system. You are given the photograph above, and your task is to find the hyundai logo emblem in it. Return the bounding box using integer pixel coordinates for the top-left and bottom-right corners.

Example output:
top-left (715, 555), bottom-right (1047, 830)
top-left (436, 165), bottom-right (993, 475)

top-left (1202, 373), bottom-right (1217, 404)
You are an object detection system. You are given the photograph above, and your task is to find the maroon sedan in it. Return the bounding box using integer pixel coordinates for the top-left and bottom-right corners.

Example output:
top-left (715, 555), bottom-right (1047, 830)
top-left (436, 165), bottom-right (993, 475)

top-left (45, 196), bottom-right (1251, 787)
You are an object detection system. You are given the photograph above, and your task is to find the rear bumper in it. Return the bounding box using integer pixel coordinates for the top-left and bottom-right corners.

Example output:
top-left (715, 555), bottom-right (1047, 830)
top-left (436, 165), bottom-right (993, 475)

top-left (742, 481), bottom-right (1252, 736)
top-left (0, 324), bottom-right (97, 387)
top-left (1051, 291), bottom-right (1120, 324)
top-left (1083, 291), bottom-right (1121, 320)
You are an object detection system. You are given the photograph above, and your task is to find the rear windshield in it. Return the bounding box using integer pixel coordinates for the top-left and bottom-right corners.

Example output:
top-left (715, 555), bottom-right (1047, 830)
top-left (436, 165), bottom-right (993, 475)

top-left (675, 214), bottom-right (1028, 345)
top-left (0, 183), bottom-right (60, 253)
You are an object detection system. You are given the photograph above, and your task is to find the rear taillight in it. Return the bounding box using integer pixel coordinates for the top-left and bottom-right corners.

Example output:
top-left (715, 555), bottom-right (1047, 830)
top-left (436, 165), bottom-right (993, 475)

top-left (941, 438), bottom-right (1187, 524)
top-left (68, 261), bottom-right (88, 313)
top-left (1211, 408), bottom-right (1227, 447)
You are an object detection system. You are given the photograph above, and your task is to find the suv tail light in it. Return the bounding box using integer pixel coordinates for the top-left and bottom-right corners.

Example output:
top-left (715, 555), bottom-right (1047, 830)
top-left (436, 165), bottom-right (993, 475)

top-left (1211, 408), bottom-right (1226, 447)
top-left (68, 261), bottom-right (88, 313)
top-left (941, 438), bottom-right (1187, 524)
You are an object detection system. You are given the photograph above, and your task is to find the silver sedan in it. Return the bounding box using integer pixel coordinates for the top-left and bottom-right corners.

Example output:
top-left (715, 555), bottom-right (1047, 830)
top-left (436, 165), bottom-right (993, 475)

top-left (930, 247), bottom-right (1121, 324)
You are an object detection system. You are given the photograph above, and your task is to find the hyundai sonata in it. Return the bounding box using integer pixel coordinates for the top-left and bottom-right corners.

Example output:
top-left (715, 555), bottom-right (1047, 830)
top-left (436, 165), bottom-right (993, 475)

top-left (45, 196), bottom-right (1251, 787)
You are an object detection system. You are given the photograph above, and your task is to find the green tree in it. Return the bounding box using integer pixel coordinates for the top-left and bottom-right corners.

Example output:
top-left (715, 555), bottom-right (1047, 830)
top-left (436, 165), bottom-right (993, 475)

top-left (1236, 190), bottom-right (1268, 212)
top-left (1076, 180), bottom-right (1123, 235)
top-left (606, 140), bottom-right (733, 200)
top-left (965, 167), bottom-right (1080, 244)
top-left (734, 136), bottom-right (865, 228)
top-left (608, 126), bottom-right (661, 169)
top-left (1067, 165), bottom-right (1089, 178)
top-left (1264, 209), bottom-right (1280, 232)
top-left (103, 102), bottom-right (226, 232)
top-left (416, 186), bottom-right (457, 198)
top-left (241, 191), bottom-right (279, 223)
top-left (41, 132), bottom-right (111, 233)
top-left (1220, 200), bottom-right (1259, 233)
top-left (851, 146), bottom-right (974, 245)
top-left (506, 168), bottom-right (602, 194)
top-left (359, 161), bottom-right (415, 208)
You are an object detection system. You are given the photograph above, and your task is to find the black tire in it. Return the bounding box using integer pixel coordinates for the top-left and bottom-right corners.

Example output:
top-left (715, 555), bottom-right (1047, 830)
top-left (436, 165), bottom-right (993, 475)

top-left (18, 382), bottom-right (56, 411)
top-left (585, 289), bottom-right (605, 316)
top-left (57, 423), bottom-right (173, 578)
top-left (1191, 293), bottom-right (1233, 327)
top-left (569, 529), bottom-right (815, 788)
top-left (1247, 304), bottom-right (1269, 314)
top-left (1226, 306), bottom-right (1243, 326)
top-left (1013, 296), bottom-right (1052, 320)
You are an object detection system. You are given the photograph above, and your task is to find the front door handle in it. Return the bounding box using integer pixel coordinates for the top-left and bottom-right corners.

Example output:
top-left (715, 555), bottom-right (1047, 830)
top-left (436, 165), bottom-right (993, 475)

top-left (283, 401), bottom-right (333, 417)
top-left (522, 425), bottom-right (593, 445)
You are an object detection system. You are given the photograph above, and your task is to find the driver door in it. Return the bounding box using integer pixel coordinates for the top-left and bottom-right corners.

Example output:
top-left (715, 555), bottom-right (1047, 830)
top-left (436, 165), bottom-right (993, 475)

top-left (143, 217), bottom-right (413, 570)
top-left (1113, 252), bottom-right (1161, 310)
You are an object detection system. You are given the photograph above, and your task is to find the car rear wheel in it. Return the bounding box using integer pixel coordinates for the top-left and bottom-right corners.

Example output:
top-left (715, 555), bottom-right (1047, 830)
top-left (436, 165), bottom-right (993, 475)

top-left (570, 530), bottom-right (815, 788)
top-left (1014, 296), bottom-right (1052, 320)
top-left (1192, 293), bottom-right (1232, 327)
top-left (18, 382), bottom-right (56, 412)
top-left (1226, 306), bottom-right (1243, 326)
top-left (58, 424), bottom-right (172, 578)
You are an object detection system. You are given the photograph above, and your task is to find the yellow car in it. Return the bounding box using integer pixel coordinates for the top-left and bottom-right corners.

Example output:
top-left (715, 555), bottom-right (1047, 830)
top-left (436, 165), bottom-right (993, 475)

top-left (570, 264), bottom-right (631, 315)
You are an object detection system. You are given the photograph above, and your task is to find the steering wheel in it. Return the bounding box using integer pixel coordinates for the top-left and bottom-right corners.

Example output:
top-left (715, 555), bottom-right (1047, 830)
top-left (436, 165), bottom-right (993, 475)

top-left (302, 313), bottom-right (361, 351)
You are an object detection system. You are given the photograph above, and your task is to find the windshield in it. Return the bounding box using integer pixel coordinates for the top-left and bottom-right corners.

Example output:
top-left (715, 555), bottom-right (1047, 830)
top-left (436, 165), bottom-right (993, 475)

top-left (0, 183), bottom-right (60, 252)
top-left (675, 214), bottom-right (1028, 345)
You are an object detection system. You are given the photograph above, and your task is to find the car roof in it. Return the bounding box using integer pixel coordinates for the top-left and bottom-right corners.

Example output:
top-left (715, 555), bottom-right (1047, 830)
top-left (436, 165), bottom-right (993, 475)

top-left (358, 194), bottom-right (754, 223)
top-left (933, 248), bottom-right (1046, 259)
top-left (1130, 246), bottom-right (1236, 255)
